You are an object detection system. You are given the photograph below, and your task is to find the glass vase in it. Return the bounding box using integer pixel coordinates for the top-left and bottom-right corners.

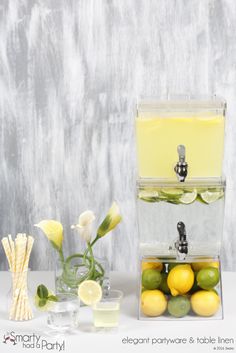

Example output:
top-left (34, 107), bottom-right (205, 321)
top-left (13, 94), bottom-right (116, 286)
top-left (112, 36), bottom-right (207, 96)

top-left (55, 255), bottom-right (110, 296)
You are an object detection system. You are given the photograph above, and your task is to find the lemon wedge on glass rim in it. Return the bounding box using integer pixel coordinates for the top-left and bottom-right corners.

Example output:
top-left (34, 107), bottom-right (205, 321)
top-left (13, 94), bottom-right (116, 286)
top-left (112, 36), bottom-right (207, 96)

top-left (78, 280), bottom-right (102, 306)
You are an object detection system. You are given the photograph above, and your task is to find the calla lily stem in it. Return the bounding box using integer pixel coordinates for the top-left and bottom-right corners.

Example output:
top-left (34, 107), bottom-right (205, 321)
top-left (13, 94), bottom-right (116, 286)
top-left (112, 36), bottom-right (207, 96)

top-left (60, 238), bottom-right (105, 288)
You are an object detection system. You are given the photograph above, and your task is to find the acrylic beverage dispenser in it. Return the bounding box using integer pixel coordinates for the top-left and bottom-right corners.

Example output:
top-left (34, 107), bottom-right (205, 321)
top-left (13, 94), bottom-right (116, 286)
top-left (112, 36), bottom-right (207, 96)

top-left (135, 96), bottom-right (226, 320)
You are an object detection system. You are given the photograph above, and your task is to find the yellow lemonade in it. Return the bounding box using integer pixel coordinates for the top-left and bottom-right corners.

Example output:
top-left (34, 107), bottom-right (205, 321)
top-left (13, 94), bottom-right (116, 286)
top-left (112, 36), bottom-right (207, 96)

top-left (93, 302), bottom-right (120, 328)
top-left (136, 114), bottom-right (224, 178)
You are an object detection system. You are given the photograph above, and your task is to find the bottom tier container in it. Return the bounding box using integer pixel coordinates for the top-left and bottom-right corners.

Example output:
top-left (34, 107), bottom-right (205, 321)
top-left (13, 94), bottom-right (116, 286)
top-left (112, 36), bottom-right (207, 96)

top-left (139, 255), bottom-right (223, 320)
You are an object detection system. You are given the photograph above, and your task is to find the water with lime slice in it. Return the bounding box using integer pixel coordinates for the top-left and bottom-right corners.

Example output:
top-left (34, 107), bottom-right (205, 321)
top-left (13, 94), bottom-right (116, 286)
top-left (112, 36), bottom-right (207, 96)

top-left (47, 294), bottom-right (80, 332)
top-left (138, 187), bottom-right (223, 205)
top-left (137, 187), bottom-right (225, 252)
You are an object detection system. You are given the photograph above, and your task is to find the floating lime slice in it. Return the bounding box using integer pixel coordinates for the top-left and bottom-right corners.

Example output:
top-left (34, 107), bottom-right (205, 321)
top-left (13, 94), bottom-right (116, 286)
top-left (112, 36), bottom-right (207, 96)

top-left (196, 195), bottom-right (206, 204)
top-left (139, 189), bottom-right (160, 202)
top-left (161, 188), bottom-right (184, 197)
top-left (179, 189), bottom-right (197, 204)
top-left (166, 199), bottom-right (181, 205)
top-left (200, 190), bottom-right (224, 204)
top-left (156, 193), bottom-right (168, 201)
top-left (160, 188), bottom-right (183, 204)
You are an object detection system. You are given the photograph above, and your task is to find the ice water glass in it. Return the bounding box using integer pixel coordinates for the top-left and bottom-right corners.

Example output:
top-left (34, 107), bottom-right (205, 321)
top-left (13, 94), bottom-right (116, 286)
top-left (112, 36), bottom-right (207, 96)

top-left (47, 293), bottom-right (80, 332)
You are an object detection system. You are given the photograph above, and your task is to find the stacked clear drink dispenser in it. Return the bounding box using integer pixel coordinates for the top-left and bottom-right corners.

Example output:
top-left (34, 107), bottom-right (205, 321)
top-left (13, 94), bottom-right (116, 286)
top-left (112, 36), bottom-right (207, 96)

top-left (135, 96), bottom-right (226, 320)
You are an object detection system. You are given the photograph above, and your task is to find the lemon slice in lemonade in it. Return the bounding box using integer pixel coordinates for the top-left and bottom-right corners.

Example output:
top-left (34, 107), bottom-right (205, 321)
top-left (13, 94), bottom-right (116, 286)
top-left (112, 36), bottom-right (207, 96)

top-left (78, 280), bottom-right (102, 306)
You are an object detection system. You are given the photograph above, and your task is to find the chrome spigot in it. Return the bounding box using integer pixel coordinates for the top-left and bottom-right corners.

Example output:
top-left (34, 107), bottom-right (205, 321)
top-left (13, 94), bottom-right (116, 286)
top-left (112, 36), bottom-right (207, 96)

top-left (175, 221), bottom-right (188, 260)
top-left (174, 145), bottom-right (188, 182)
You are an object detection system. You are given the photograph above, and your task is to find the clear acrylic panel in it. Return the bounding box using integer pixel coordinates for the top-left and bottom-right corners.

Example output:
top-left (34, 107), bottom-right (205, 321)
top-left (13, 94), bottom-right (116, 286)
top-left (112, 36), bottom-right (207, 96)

top-left (137, 178), bottom-right (225, 256)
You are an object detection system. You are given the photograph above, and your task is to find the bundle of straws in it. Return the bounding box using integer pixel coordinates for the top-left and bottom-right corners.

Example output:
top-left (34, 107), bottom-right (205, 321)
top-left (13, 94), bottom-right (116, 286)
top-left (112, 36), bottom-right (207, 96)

top-left (1, 234), bottom-right (34, 321)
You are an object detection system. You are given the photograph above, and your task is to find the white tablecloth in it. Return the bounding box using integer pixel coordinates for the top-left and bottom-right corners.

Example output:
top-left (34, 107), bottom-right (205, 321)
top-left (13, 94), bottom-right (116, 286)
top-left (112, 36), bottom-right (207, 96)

top-left (0, 271), bottom-right (235, 353)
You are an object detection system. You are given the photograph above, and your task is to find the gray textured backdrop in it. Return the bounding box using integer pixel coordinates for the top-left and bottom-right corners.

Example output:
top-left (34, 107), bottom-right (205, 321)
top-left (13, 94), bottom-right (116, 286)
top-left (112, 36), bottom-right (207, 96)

top-left (0, 0), bottom-right (236, 271)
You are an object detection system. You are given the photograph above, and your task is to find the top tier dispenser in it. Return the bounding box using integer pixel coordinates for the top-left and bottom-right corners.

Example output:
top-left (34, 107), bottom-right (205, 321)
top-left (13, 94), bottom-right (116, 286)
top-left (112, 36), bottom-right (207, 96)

top-left (136, 95), bottom-right (226, 180)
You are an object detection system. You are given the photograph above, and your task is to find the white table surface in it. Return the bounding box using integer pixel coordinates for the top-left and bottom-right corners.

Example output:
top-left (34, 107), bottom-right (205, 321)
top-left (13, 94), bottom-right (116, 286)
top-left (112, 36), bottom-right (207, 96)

top-left (0, 271), bottom-right (236, 353)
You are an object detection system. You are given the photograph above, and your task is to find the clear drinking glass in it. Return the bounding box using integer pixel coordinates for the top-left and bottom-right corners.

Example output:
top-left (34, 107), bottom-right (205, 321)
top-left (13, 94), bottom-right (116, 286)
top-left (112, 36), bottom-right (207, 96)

top-left (92, 290), bottom-right (123, 328)
top-left (7, 269), bottom-right (34, 321)
top-left (47, 293), bottom-right (80, 332)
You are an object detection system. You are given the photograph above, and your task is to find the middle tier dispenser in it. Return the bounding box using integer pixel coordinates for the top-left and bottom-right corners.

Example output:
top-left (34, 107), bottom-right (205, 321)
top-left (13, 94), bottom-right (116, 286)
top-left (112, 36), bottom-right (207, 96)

top-left (135, 96), bottom-right (226, 321)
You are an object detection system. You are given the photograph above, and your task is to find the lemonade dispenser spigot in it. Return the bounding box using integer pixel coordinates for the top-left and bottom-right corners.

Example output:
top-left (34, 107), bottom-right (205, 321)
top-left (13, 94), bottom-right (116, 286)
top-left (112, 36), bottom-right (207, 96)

top-left (174, 145), bottom-right (188, 182)
top-left (174, 221), bottom-right (188, 260)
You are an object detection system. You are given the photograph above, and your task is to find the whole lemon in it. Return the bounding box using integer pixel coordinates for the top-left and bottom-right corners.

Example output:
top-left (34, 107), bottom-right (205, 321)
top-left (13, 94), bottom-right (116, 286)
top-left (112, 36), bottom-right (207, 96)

top-left (191, 290), bottom-right (220, 317)
top-left (142, 261), bottom-right (163, 272)
top-left (141, 290), bottom-right (167, 317)
top-left (167, 264), bottom-right (194, 296)
top-left (191, 261), bottom-right (219, 272)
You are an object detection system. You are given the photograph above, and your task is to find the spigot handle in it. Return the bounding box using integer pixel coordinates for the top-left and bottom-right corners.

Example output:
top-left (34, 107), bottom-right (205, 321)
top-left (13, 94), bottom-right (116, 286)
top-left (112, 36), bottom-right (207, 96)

top-left (174, 144), bottom-right (188, 182)
top-left (175, 221), bottom-right (188, 259)
top-left (177, 145), bottom-right (186, 163)
top-left (177, 221), bottom-right (187, 241)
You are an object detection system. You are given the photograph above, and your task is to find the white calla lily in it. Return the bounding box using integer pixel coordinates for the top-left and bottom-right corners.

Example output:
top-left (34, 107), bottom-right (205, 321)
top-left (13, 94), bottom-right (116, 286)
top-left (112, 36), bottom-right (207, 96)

top-left (71, 210), bottom-right (95, 242)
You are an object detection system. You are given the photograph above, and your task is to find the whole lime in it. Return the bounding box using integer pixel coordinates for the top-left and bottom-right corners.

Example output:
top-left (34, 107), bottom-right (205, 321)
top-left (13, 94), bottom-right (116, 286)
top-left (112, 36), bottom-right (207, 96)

top-left (142, 269), bottom-right (162, 290)
top-left (168, 296), bottom-right (191, 318)
top-left (159, 273), bottom-right (170, 294)
top-left (197, 267), bottom-right (220, 290)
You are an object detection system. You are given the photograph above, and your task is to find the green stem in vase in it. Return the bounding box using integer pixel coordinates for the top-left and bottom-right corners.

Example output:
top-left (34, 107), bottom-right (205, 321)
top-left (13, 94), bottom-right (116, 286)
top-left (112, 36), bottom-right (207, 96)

top-left (94, 259), bottom-right (105, 276)
top-left (60, 235), bottom-right (105, 288)
top-left (82, 235), bottom-right (99, 263)
top-left (85, 242), bottom-right (95, 279)
top-left (81, 236), bottom-right (105, 281)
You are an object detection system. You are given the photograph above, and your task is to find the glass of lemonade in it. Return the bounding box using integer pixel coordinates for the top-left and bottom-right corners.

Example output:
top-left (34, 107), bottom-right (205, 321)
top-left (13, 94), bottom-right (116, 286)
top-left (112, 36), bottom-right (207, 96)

top-left (92, 290), bottom-right (123, 328)
top-left (47, 293), bottom-right (80, 332)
